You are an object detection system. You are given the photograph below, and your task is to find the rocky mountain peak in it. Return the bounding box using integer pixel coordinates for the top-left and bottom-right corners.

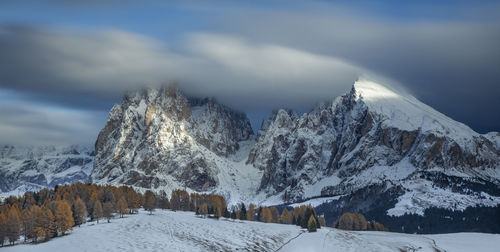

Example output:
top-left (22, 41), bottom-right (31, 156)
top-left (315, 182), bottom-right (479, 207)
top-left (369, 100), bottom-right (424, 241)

top-left (91, 85), bottom-right (254, 192)
top-left (248, 79), bottom-right (500, 209)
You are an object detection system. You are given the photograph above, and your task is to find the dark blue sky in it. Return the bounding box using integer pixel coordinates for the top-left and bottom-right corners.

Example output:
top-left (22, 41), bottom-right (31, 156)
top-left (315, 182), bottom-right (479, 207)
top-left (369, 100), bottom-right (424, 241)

top-left (0, 0), bottom-right (499, 145)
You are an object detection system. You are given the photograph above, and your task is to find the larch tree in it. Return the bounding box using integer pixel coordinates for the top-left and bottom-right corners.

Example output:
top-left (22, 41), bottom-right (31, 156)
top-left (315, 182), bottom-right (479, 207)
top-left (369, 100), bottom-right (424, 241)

top-left (270, 207), bottom-right (280, 223)
top-left (261, 207), bottom-right (272, 223)
top-left (199, 203), bottom-right (208, 217)
top-left (318, 216), bottom-right (326, 227)
top-left (144, 190), bottom-right (156, 214)
top-left (246, 204), bottom-right (255, 221)
top-left (6, 207), bottom-right (21, 245)
top-left (30, 206), bottom-right (44, 243)
top-left (117, 197), bottom-right (128, 218)
top-left (22, 208), bottom-right (34, 242)
top-left (55, 200), bottom-right (74, 235)
top-left (0, 212), bottom-right (6, 246)
top-left (41, 206), bottom-right (55, 240)
top-left (103, 202), bottom-right (114, 223)
top-left (74, 197), bottom-right (87, 227)
top-left (280, 208), bottom-right (291, 224)
top-left (93, 201), bottom-right (103, 224)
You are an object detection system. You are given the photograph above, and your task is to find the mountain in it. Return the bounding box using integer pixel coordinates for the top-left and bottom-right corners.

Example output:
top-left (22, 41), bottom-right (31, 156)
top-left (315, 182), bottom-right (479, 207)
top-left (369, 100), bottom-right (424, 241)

top-left (91, 86), bottom-right (262, 204)
top-left (0, 145), bottom-right (94, 196)
top-left (3, 79), bottom-right (499, 233)
top-left (249, 79), bottom-right (499, 215)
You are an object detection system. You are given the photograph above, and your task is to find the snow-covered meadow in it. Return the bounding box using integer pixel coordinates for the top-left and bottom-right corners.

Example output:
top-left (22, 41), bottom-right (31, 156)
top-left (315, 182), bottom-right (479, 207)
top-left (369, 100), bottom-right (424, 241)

top-left (2, 209), bottom-right (499, 252)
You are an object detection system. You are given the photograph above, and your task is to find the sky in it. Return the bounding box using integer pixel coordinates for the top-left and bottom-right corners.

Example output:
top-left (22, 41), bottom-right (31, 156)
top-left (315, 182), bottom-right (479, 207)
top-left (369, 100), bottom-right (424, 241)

top-left (0, 0), bottom-right (499, 146)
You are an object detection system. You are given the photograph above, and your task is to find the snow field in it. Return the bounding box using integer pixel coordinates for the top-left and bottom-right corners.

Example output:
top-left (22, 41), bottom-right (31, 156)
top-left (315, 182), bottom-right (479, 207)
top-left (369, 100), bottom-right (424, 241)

top-left (3, 209), bottom-right (500, 252)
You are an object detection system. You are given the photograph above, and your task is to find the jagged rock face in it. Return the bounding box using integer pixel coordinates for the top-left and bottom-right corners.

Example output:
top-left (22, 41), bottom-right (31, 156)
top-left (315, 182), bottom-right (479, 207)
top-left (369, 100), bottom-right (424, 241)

top-left (92, 86), bottom-right (253, 191)
top-left (249, 80), bottom-right (500, 203)
top-left (0, 145), bottom-right (94, 194)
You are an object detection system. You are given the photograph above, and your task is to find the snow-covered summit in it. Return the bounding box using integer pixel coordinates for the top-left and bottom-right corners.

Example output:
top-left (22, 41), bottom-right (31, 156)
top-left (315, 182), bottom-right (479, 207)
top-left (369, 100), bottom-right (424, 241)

top-left (353, 79), bottom-right (479, 145)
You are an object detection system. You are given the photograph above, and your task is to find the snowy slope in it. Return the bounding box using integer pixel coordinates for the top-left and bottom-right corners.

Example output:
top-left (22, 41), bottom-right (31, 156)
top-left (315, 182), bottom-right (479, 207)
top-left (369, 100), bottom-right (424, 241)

top-left (4, 209), bottom-right (500, 252)
top-left (0, 145), bottom-right (93, 195)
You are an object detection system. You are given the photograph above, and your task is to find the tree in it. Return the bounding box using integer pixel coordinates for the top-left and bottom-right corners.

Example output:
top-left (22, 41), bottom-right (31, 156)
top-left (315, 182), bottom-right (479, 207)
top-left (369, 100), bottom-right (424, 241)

top-left (41, 206), bottom-right (55, 240)
top-left (93, 201), bottom-right (103, 223)
top-left (6, 207), bottom-right (21, 245)
top-left (55, 200), bottom-right (74, 235)
top-left (74, 198), bottom-right (87, 227)
top-left (157, 191), bottom-right (169, 210)
top-left (29, 206), bottom-right (44, 243)
top-left (270, 207), bottom-right (280, 223)
top-left (103, 202), bottom-right (114, 223)
top-left (260, 207), bottom-right (272, 223)
top-left (199, 203), bottom-right (208, 218)
top-left (307, 215), bottom-right (317, 232)
top-left (318, 216), bottom-right (326, 227)
top-left (117, 198), bottom-right (128, 218)
top-left (22, 208), bottom-right (34, 242)
top-left (0, 212), bottom-right (6, 246)
top-left (239, 203), bottom-right (247, 220)
top-left (144, 190), bottom-right (156, 214)
top-left (126, 189), bottom-right (140, 214)
top-left (246, 204), bottom-right (255, 221)
top-left (335, 212), bottom-right (368, 231)
top-left (280, 208), bottom-right (292, 224)
top-left (170, 190), bottom-right (190, 211)
top-left (230, 208), bottom-right (237, 220)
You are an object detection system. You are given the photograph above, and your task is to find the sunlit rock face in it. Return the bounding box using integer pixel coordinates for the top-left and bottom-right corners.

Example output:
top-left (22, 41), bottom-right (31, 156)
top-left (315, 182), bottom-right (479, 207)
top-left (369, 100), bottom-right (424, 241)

top-left (92, 86), bottom-right (254, 191)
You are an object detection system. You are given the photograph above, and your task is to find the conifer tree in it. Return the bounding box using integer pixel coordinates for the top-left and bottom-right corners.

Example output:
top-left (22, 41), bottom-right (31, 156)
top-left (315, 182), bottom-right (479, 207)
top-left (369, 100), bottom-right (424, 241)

top-left (200, 203), bottom-right (208, 218)
top-left (22, 208), bottom-right (33, 242)
top-left (144, 190), bottom-right (156, 214)
top-left (280, 208), bottom-right (292, 224)
top-left (74, 198), bottom-right (87, 227)
top-left (246, 204), bottom-right (255, 221)
top-left (318, 216), bottom-right (326, 227)
top-left (230, 209), bottom-right (237, 220)
top-left (93, 201), bottom-right (103, 223)
top-left (261, 207), bottom-right (272, 223)
top-left (6, 207), bottom-right (21, 245)
top-left (103, 202), bottom-right (114, 223)
top-left (55, 200), bottom-right (74, 235)
top-left (0, 212), bottom-right (6, 246)
top-left (30, 205), bottom-right (44, 243)
top-left (270, 207), bottom-right (280, 223)
top-left (239, 203), bottom-right (247, 220)
top-left (41, 206), bottom-right (55, 240)
top-left (307, 215), bottom-right (317, 232)
top-left (117, 198), bottom-right (128, 218)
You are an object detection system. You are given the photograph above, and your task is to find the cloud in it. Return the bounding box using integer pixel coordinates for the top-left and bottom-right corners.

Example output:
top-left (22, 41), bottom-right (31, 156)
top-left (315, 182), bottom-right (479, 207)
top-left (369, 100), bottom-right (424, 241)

top-left (0, 91), bottom-right (107, 146)
top-left (0, 24), bottom-right (365, 112)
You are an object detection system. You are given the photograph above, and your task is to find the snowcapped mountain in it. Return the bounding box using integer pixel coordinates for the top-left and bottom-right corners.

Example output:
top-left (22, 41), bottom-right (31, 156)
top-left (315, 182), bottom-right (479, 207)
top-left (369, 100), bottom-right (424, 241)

top-left (91, 86), bottom-right (262, 204)
top-left (3, 79), bottom-right (498, 227)
top-left (0, 145), bottom-right (94, 196)
top-left (89, 80), bottom-right (500, 220)
top-left (249, 79), bottom-right (500, 216)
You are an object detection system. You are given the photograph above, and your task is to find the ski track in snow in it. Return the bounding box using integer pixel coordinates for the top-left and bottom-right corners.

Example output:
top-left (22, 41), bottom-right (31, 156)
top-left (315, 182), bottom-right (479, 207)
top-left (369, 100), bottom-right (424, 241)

top-left (3, 209), bottom-right (500, 252)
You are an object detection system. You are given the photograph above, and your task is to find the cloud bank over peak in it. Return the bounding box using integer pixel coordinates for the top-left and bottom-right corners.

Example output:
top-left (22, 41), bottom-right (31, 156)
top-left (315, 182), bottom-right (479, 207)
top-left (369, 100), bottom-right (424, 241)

top-left (0, 24), bottom-right (364, 111)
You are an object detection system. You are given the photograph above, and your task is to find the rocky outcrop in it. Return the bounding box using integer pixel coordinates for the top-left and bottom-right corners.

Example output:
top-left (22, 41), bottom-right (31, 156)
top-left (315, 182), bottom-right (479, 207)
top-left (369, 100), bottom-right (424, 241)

top-left (248, 80), bottom-right (500, 205)
top-left (91, 86), bottom-right (254, 192)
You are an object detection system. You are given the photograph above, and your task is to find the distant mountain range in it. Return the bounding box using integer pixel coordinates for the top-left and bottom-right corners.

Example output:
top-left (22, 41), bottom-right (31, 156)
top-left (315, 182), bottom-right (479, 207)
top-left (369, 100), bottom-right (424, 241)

top-left (2, 79), bottom-right (499, 233)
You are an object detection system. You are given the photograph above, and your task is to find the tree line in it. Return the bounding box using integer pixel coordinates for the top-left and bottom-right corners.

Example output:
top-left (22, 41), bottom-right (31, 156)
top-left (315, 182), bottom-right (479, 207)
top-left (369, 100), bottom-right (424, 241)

top-left (0, 182), bottom-right (387, 247)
